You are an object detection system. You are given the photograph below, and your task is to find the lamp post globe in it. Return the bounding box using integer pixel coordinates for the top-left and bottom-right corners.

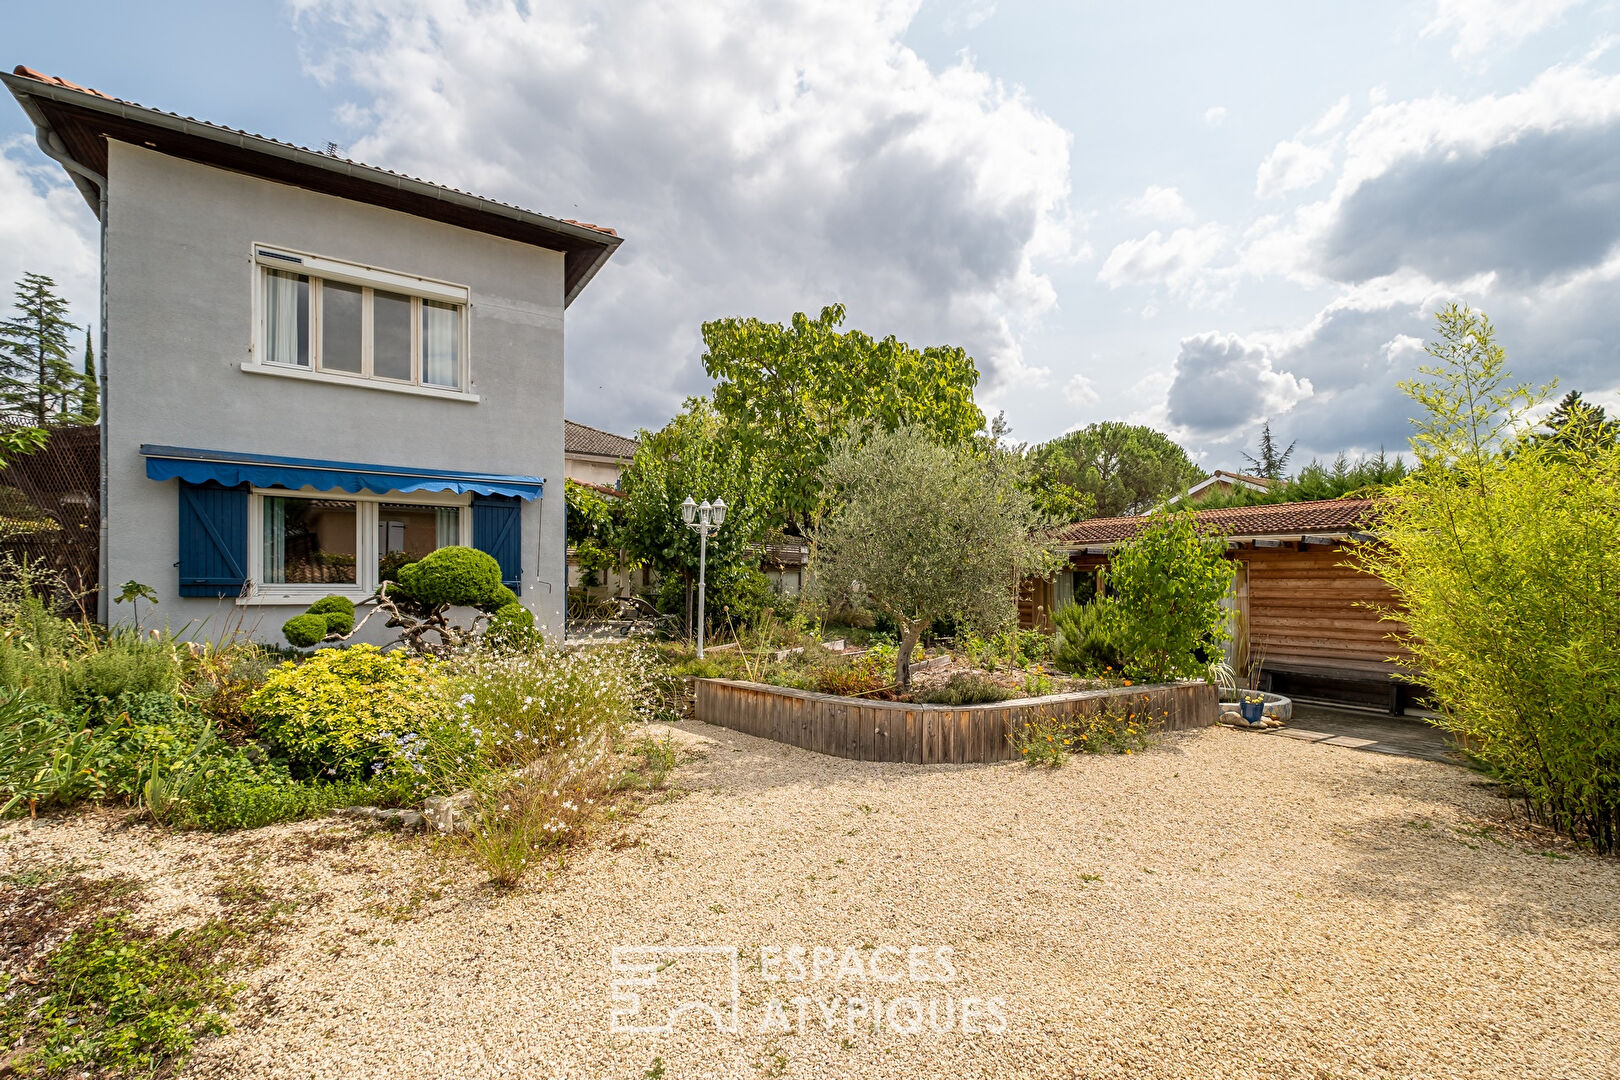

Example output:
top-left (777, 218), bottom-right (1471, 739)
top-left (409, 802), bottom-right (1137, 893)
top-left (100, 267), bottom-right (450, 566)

top-left (679, 493), bottom-right (727, 659)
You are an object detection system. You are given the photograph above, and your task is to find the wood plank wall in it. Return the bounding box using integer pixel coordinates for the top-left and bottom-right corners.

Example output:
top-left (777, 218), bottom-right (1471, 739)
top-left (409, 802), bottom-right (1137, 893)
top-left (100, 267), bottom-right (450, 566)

top-left (693, 679), bottom-right (1217, 764)
top-left (1024, 546), bottom-right (1411, 682)
top-left (1242, 544), bottom-right (1410, 676)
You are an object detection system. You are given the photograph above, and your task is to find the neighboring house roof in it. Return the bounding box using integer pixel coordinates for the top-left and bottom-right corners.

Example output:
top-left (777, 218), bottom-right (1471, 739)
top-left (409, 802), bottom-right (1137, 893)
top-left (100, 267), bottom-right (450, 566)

top-left (563, 420), bottom-right (639, 460)
top-left (3, 65), bottom-right (621, 306)
top-left (758, 542), bottom-right (810, 568)
top-left (1053, 497), bottom-right (1379, 548)
top-left (1171, 469), bottom-right (1276, 503)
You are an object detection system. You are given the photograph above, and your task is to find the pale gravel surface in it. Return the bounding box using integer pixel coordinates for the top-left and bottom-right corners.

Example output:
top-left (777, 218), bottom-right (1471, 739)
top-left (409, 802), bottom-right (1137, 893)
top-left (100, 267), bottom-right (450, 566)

top-left (3, 722), bottom-right (1618, 1080)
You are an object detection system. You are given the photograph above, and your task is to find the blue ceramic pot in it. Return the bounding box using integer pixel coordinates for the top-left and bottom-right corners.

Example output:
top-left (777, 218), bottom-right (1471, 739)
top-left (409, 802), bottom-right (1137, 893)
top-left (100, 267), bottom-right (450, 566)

top-left (1239, 699), bottom-right (1266, 724)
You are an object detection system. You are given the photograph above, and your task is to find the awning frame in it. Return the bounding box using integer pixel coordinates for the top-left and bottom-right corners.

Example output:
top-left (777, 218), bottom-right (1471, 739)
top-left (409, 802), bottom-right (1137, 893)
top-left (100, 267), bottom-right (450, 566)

top-left (141, 444), bottom-right (544, 500)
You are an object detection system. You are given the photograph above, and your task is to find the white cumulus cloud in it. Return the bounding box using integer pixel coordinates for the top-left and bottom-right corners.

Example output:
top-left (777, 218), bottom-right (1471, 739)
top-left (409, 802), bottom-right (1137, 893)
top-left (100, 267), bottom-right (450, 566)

top-left (1097, 223), bottom-right (1228, 294)
top-left (0, 139), bottom-right (99, 332)
top-left (1424, 0), bottom-right (1591, 59)
top-left (1254, 139), bottom-right (1336, 199)
top-left (1063, 373), bottom-right (1099, 406)
top-left (287, 0), bottom-right (1078, 428)
top-left (1123, 184), bottom-right (1193, 223)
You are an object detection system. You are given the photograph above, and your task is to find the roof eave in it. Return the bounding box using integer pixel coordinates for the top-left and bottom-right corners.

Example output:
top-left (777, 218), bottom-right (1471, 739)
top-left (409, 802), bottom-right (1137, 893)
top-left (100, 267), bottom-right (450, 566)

top-left (4, 70), bottom-right (623, 307)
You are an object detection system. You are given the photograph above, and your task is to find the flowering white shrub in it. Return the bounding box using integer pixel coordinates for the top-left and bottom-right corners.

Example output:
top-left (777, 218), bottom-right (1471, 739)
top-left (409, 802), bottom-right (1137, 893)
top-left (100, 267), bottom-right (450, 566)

top-left (440, 643), bottom-right (665, 885)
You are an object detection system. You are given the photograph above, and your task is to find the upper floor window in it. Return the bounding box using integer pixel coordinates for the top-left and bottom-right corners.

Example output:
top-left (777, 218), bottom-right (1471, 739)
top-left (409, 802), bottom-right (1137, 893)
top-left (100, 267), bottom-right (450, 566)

top-left (254, 246), bottom-right (468, 394)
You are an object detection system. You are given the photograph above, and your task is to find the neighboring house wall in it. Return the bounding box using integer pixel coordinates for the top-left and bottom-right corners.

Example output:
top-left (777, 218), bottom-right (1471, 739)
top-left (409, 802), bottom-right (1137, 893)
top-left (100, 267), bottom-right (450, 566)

top-left (103, 142), bottom-right (567, 641)
top-left (563, 455), bottom-right (624, 488)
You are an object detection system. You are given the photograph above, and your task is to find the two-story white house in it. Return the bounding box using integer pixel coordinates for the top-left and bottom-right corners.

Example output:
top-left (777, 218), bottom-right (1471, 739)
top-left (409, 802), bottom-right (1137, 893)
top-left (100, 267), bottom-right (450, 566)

top-left (5, 66), bottom-right (621, 643)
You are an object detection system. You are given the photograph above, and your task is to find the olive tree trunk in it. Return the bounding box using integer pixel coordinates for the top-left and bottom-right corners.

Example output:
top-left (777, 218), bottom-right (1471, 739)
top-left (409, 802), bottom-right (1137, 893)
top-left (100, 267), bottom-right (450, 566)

top-left (896, 617), bottom-right (925, 688)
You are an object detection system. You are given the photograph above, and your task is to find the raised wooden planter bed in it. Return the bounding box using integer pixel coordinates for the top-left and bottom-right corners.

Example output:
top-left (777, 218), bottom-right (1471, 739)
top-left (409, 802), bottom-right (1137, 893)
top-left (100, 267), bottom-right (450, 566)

top-left (692, 678), bottom-right (1217, 764)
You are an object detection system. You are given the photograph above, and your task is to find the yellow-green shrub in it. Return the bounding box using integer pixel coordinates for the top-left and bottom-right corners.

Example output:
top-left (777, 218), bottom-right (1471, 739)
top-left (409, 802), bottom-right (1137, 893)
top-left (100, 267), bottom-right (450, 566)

top-left (245, 645), bottom-right (449, 779)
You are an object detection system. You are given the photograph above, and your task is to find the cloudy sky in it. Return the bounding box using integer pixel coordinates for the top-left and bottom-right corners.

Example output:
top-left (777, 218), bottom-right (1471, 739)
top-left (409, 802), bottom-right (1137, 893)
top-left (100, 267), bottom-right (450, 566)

top-left (6, 0), bottom-right (1619, 465)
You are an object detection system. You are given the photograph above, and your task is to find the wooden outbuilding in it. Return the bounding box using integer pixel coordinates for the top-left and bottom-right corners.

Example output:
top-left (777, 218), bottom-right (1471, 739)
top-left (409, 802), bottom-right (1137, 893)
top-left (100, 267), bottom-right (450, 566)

top-left (1024, 499), bottom-right (1419, 713)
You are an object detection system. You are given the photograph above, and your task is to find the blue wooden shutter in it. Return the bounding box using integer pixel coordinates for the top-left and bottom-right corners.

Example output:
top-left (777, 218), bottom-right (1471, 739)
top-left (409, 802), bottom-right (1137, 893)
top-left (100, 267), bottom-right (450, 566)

top-left (472, 494), bottom-right (522, 594)
top-left (177, 481), bottom-right (248, 597)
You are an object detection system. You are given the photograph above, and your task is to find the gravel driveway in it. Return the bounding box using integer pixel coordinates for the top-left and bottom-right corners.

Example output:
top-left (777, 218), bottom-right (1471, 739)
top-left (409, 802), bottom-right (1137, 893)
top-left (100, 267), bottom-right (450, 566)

top-left (4, 721), bottom-right (1617, 1079)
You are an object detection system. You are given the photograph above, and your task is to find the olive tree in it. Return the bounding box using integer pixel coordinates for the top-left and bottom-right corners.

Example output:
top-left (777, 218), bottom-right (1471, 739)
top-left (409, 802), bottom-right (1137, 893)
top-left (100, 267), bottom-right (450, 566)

top-left (811, 425), bottom-right (1055, 687)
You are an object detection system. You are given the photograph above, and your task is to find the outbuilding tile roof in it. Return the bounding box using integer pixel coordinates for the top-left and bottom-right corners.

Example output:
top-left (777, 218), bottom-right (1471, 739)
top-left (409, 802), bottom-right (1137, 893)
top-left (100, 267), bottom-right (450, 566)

top-left (1052, 498), bottom-right (1379, 546)
top-left (563, 420), bottom-right (639, 459)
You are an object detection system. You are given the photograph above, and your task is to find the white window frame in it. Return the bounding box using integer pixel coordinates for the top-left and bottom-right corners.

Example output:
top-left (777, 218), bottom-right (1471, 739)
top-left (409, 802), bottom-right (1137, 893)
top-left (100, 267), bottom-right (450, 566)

top-left (242, 486), bottom-right (473, 605)
top-left (245, 244), bottom-right (478, 402)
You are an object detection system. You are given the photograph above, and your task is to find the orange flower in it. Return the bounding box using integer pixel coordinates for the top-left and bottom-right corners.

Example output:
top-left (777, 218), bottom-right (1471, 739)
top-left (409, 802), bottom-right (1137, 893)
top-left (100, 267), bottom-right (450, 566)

top-left (1122, 680), bottom-right (1133, 686)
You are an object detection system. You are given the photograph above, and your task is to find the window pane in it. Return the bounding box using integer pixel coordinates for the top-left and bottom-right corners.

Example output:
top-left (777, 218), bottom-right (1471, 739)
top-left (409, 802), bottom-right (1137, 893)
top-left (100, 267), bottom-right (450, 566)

top-left (377, 504), bottom-right (460, 578)
top-left (262, 496), bottom-right (357, 585)
top-left (422, 301), bottom-right (461, 388)
top-left (321, 280), bottom-right (363, 373)
top-left (263, 270), bottom-right (309, 367)
top-left (374, 291), bottom-right (413, 381)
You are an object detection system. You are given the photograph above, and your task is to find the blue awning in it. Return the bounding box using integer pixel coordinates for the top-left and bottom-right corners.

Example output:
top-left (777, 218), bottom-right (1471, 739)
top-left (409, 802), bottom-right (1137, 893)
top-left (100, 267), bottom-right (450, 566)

top-left (141, 445), bottom-right (544, 500)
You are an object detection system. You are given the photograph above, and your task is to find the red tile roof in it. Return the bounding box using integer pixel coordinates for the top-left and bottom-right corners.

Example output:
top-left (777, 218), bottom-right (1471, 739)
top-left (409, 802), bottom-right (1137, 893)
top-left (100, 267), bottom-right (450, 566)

top-left (7, 65), bottom-right (618, 239)
top-left (1051, 498), bottom-right (1379, 546)
top-left (563, 420), bottom-right (639, 459)
top-left (13, 66), bottom-right (112, 100)
top-left (1206, 469), bottom-right (1274, 487)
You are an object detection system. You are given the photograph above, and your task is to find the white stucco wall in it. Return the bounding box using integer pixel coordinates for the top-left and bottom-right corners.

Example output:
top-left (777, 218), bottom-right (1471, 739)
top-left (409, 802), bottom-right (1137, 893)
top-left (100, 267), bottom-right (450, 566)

top-left (102, 142), bottom-right (568, 643)
top-left (562, 455), bottom-right (625, 489)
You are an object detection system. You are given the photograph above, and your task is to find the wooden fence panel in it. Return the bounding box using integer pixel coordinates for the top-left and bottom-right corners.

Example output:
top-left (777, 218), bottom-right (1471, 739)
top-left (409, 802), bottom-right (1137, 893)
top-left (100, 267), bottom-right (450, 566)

top-left (692, 679), bottom-right (1217, 765)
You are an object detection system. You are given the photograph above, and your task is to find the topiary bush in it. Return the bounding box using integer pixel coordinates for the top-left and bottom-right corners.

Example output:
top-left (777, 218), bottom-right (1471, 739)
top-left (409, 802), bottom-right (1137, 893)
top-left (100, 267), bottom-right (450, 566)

top-left (245, 644), bottom-right (451, 780)
top-left (281, 613), bottom-right (330, 649)
top-left (484, 601), bottom-right (538, 651)
top-left (396, 546), bottom-right (505, 611)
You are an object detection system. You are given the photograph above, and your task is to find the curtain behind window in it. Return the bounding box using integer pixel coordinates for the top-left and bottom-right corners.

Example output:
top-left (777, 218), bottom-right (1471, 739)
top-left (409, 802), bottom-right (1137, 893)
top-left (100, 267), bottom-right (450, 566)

top-left (435, 507), bottom-right (460, 548)
top-left (262, 497), bottom-right (286, 583)
top-left (264, 270), bottom-right (309, 367)
top-left (422, 301), bottom-right (460, 387)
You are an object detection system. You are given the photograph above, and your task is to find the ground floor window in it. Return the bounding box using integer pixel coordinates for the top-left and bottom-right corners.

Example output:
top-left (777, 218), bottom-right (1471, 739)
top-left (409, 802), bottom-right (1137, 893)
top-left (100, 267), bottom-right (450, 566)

top-left (249, 488), bottom-right (471, 601)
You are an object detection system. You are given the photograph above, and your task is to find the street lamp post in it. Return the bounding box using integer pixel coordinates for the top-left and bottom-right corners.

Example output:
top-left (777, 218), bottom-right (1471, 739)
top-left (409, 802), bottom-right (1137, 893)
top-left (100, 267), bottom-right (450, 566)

top-left (680, 494), bottom-right (727, 658)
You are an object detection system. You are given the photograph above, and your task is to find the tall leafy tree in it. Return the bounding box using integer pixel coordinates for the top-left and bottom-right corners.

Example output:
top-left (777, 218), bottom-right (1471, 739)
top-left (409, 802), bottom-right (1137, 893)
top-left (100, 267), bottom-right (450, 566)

top-left (1241, 420), bottom-right (1296, 480)
top-left (0, 273), bottom-right (83, 425)
top-left (617, 398), bottom-right (769, 628)
top-left (1028, 422), bottom-right (1202, 518)
top-left (811, 425), bottom-right (1055, 687)
top-left (701, 304), bottom-right (985, 532)
top-left (79, 325), bottom-right (99, 423)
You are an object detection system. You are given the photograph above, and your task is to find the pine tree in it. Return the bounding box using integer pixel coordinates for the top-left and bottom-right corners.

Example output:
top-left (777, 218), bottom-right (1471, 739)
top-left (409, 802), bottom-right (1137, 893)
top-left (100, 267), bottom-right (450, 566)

top-left (1241, 420), bottom-right (1297, 480)
top-left (0, 273), bottom-right (81, 425)
top-left (1536, 390), bottom-right (1616, 449)
top-left (79, 325), bottom-right (99, 423)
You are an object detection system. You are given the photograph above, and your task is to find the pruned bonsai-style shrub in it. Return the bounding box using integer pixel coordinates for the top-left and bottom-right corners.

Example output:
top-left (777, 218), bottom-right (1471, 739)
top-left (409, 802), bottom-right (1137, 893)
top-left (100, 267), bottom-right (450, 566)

top-left (281, 595), bottom-right (357, 648)
top-left (396, 547), bottom-right (506, 611)
top-left (281, 613), bottom-right (331, 649)
top-left (279, 549), bottom-right (530, 656)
